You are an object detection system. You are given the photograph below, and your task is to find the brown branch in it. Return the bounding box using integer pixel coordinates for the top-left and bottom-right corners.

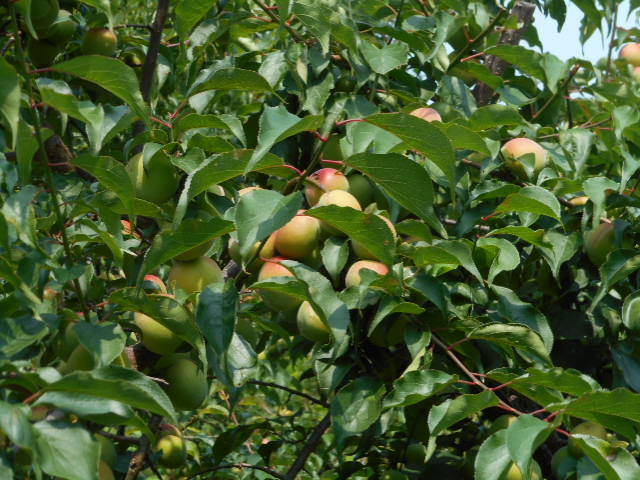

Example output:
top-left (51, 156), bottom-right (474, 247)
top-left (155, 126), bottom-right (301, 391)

top-left (285, 414), bottom-right (331, 480)
top-left (252, 0), bottom-right (303, 42)
top-left (188, 463), bottom-right (286, 480)
top-left (248, 380), bottom-right (328, 407)
top-left (124, 416), bottom-right (161, 480)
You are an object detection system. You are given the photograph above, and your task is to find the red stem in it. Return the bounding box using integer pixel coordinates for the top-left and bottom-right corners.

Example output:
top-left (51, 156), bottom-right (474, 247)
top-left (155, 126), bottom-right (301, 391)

top-left (335, 118), bottom-right (363, 126)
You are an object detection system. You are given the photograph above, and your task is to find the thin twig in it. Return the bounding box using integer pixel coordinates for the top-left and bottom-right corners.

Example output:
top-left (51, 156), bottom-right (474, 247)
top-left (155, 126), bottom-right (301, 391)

top-left (285, 414), bottom-right (331, 480)
top-left (252, 0), bottom-right (303, 42)
top-left (188, 463), bottom-right (286, 480)
top-left (248, 380), bottom-right (328, 407)
top-left (532, 64), bottom-right (581, 120)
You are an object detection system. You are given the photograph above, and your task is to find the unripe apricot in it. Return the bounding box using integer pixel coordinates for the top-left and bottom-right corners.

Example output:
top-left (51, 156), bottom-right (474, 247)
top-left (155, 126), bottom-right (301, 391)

top-left (229, 234), bottom-right (276, 272)
top-left (60, 344), bottom-right (93, 373)
top-left (347, 174), bottom-right (375, 208)
top-left (38, 10), bottom-right (76, 44)
top-left (584, 222), bottom-right (615, 266)
top-left (82, 27), bottom-right (117, 56)
top-left (621, 43), bottom-right (640, 66)
top-left (345, 260), bottom-right (389, 288)
top-left (126, 153), bottom-right (178, 205)
top-left (257, 258), bottom-right (302, 313)
top-left (296, 301), bottom-right (330, 343)
top-left (156, 433), bottom-right (187, 468)
top-left (134, 306), bottom-right (182, 355)
top-left (164, 358), bottom-right (208, 411)
top-left (315, 190), bottom-right (362, 236)
top-left (274, 211), bottom-right (321, 260)
top-left (142, 274), bottom-right (167, 294)
top-left (410, 107), bottom-right (442, 123)
top-left (168, 257), bottom-right (223, 294)
top-left (568, 421), bottom-right (607, 457)
top-left (305, 168), bottom-right (349, 206)
top-left (569, 195), bottom-right (589, 206)
top-left (352, 215), bottom-right (396, 260)
top-left (501, 138), bottom-right (548, 178)
top-left (505, 462), bottom-right (541, 480)
top-left (29, 0), bottom-right (60, 31)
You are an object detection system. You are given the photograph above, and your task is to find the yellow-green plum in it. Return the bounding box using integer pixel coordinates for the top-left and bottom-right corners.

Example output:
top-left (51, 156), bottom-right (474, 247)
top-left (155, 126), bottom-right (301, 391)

top-left (134, 305), bottom-right (182, 355)
top-left (501, 138), bottom-right (548, 179)
top-left (29, 0), bottom-right (60, 31)
top-left (38, 10), bottom-right (76, 43)
top-left (257, 257), bottom-right (302, 313)
top-left (274, 211), bottom-right (321, 260)
top-left (99, 461), bottom-right (115, 480)
top-left (584, 222), bottom-right (615, 266)
top-left (229, 234), bottom-right (276, 272)
top-left (121, 49), bottom-right (145, 68)
top-left (568, 421), bottom-right (608, 457)
top-left (174, 240), bottom-right (213, 261)
top-left (304, 168), bottom-right (350, 206)
top-left (352, 215), bottom-right (396, 260)
top-left (296, 301), bottom-right (331, 343)
top-left (621, 43), bottom-right (640, 66)
top-left (96, 434), bottom-right (117, 468)
top-left (505, 462), bottom-right (541, 480)
top-left (405, 443), bottom-right (427, 466)
top-left (410, 107), bottom-right (442, 123)
top-left (315, 190), bottom-right (362, 236)
top-left (164, 359), bottom-right (208, 411)
top-left (126, 152), bottom-right (179, 205)
top-left (345, 260), bottom-right (389, 288)
top-left (168, 257), bottom-right (223, 294)
top-left (60, 344), bottom-right (93, 373)
top-left (27, 39), bottom-right (60, 68)
top-left (156, 433), bottom-right (187, 468)
top-left (347, 174), bottom-right (375, 207)
top-left (82, 27), bottom-right (117, 56)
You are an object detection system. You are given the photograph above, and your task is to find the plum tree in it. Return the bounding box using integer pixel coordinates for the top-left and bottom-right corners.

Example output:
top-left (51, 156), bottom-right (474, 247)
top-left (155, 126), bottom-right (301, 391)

top-left (315, 190), bottom-right (362, 236)
top-left (304, 168), bottom-right (350, 206)
top-left (27, 39), bottom-right (60, 67)
top-left (352, 214), bottom-right (396, 260)
top-left (274, 211), bottom-right (321, 260)
top-left (296, 301), bottom-right (331, 343)
top-left (163, 358), bottom-right (208, 411)
top-left (621, 43), bottom-right (640, 66)
top-left (347, 174), bottom-right (375, 208)
top-left (156, 432), bottom-right (187, 468)
top-left (584, 222), bottom-right (615, 266)
top-left (410, 107), bottom-right (442, 122)
top-left (168, 257), bottom-right (223, 294)
top-left (257, 258), bottom-right (303, 313)
top-left (173, 240), bottom-right (213, 261)
top-left (82, 27), bottom-right (118, 56)
top-left (568, 421), bottom-right (607, 457)
top-left (126, 152), bottom-right (179, 205)
top-left (345, 260), bottom-right (389, 288)
top-left (501, 138), bottom-right (548, 178)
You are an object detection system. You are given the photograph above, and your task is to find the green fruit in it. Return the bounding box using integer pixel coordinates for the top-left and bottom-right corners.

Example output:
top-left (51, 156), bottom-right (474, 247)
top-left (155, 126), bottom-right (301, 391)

top-left (164, 359), bottom-right (208, 411)
top-left (347, 174), bottom-right (374, 208)
top-left (501, 138), bottom-right (549, 179)
top-left (126, 152), bottom-right (179, 205)
top-left (487, 414), bottom-right (517, 436)
top-left (57, 315), bottom-right (80, 361)
top-left (96, 434), bottom-right (117, 468)
top-left (274, 211), bottom-right (321, 260)
top-left (257, 258), bottom-right (302, 313)
top-left (38, 10), bottom-right (76, 44)
top-left (551, 446), bottom-right (576, 479)
top-left (568, 421), bottom-right (607, 457)
top-left (134, 311), bottom-right (182, 355)
top-left (156, 434), bottom-right (187, 468)
top-left (352, 214), bottom-right (396, 260)
top-left (121, 49), bottom-right (145, 68)
top-left (621, 43), bottom-right (640, 66)
top-left (315, 190), bottom-right (362, 236)
top-left (505, 462), bottom-right (541, 480)
top-left (229, 234), bottom-right (276, 272)
top-left (168, 257), bottom-right (223, 294)
top-left (29, 0), bottom-right (60, 31)
top-left (296, 301), bottom-right (330, 343)
top-left (60, 344), bottom-right (93, 373)
top-left (369, 315), bottom-right (407, 347)
top-left (142, 274), bottom-right (167, 294)
top-left (405, 443), bottom-right (427, 466)
top-left (584, 222), bottom-right (615, 266)
top-left (27, 39), bottom-right (60, 68)
top-left (410, 107), bottom-right (442, 123)
top-left (304, 168), bottom-right (350, 206)
top-left (345, 260), bottom-right (389, 288)
top-left (174, 240), bottom-right (213, 261)
top-left (82, 27), bottom-right (118, 56)
top-left (99, 461), bottom-right (115, 480)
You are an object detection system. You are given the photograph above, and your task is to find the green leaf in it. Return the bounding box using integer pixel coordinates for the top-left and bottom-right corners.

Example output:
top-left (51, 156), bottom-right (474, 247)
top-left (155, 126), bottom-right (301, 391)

top-left (331, 377), bottom-right (385, 440)
top-left (513, 368), bottom-right (599, 397)
top-left (622, 290), bottom-right (640, 331)
top-left (428, 390), bottom-right (499, 437)
top-left (360, 41), bottom-right (409, 75)
top-left (35, 392), bottom-right (139, 427)
top-left (306, 206), bottom-right (395, 265)
top-left (74, 322), bottom-right (126, 368)
top-left (0, 58), bottom-right (20, 149)
top-left (189, 68), bottom-right (273, 96)
top-left (175, 0), bottom-right (215, 39)
top-left (384, 369), bottom-right (457, 409)
top-left (538, 231), bottom-right (580, 278)
top-left (196, 282), bottom-right (238, 356)
top-left (51, 56), bottom-right (150, 126)
top-left (474, 430), bottom-right (512, 480)
top-left (369, 297), bottom-right (424, 336)
top-left (15, 120), bottom-right (40, 184)
top-left (321, 237), bottom-right (349, 285)
top-left (439, 123), bottom-right (491, 155)
top-left (363, 113), bottom-right (457, 197)
top-left (590, 251), bottom-right (640, 313)
top-left (583, 177), bottom-right (618, 229)
top-left (469, 105), bottom-right (525, 131)
top-left (487, 226), bottom-right (550, 249)
top-left (413, 240), bottom-right (482, 282)
top-left (0, 401), bottom-right (35, 449)
top-left (476, 238), bottom-right (519, 284)
top-left (571, 436), bottom-right (640, 480)
top-left (468, 323), bottom-right (551, 365)
top-left (344, 153), bottom-right (444, 236)
top-left (495, 186), bottom-right (562, 221)
top-left (506, 415), bottom-right (553, 479)
top-left (485, 45), bottom-right (546, 82)
top-left (0, 314), bottom-right (48, 359)
top-left (45, 366), bottom-right (177, 423)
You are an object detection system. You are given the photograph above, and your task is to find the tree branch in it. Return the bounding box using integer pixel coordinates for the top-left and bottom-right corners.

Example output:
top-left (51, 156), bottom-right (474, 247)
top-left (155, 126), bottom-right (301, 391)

top-left (285, 414), bottom-right (331, 480)
top-left (248, 380), bottom-right (328, 407)
top-left (188, 463), bottom-right (286, 480)
top-left (124, 416), bottom-right (161, 480)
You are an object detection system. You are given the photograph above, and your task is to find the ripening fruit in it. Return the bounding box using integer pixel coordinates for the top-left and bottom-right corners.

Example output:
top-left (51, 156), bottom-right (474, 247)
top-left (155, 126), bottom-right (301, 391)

top-left (568, 421), bottom-right (608, 457)
top-left (345, 260), bottom-right (389, 288)
top-left (121, 49), bottom-right (145, 68)
top-left (369, 315), bottom-right (408, 347)
top-left (584, 222), bottom-right (615, 266)
top-left (27, 39), bottom-right (60, 68)
top-left (82, 27), bottom-right (118, 56)
top-left (38, 10), bottom-right (76, 44)
top-left (274, 211), bottom-right (321, 260)
top-left (168, 257), bottom-right (223, 294)
top-left (551, 446), bottom-right (575, 479)
top-left (405, 443), bottom-right (427, 466)
top-left (621, 43), bottom-right (640, 66)
top-left (569, 195), bottom-right (589, 206)
top-left (352, 215), bottom-right (396, 260)
top-left (501, 138), bottom-right (549, 178)
top-left (505, 462), bottom-right (541, 480)
top-left (229, 234), bottom-right (276, 272)
top-left (487, 414), bottom-right (518, 435)
top-left (174, 240), bottom-right (213, 261)
top-left (126, 153), bottom-right (179, 205)
top-left (315, 190), bottom-right (362, 236)
top-left (410, 107), bottom-right (442, 123)
top-left (156, 433), bottom-right (187, 468)
top-left (634, 66), bottom-right (640, 82)
top-left (142, 274), bottom-right (167, 294)
top-left (257, 258), bottom-right (302, 313)
top-left (296, 301), bottom-right (331, 343)
top-left (60, 344), bottom-right (93, 373)
top-left (134, 311), bottom-right (182, 355)
top-left (238, 186), bottom-right (262, 196)
top-left (164, 359), bottom-right (208, 411)
top-left (96, 434), bottom-right (117, 468)
top-left (304, 168), bottom-right (350, 206)
top-left (29, 0), bottom-right (60, 31)
top-left (99, 461), bottom-right (115, 480)
top-left (347, 174), bottom-right (375, 208)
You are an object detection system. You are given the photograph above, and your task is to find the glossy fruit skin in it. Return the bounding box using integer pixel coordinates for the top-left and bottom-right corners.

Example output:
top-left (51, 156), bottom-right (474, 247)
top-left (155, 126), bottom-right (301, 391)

top-left (82, 28), bottom-right (118, 56)
top-left (257, 258), bottom-right (302, 313)
top-left (410, 107), bottom-right (442, 122)
top-left (296, 301), bottom-right (331, 343)
top-left (60, 344), bottom-right (93, 373)
top-left (156, 434), bottom-right (187, 468)
top-left (304, 168), bottom-right (350, 206)
top-left (345, 260), bottom-right (389, 288)
top-left (29, 0), bottom-right (60, 31)
top-left (505, 462), bottom-right (541, 480)
top-left (27, 39), bottom-right (60, 68)
top-left (38, 10), bottom-right (76, 44)
top-left (168, 257), bottom-right (223, 294)
top-left (142, 274), bottom-right (167, 294)
top-left (174, 240), bottom-right (213, 261)
top-left (352, 215), bottom-right (396, 260)
top-left (369, 315), bottom-right (407, 347)
top-left (97, 434), bottom-right (117, 468)
top-left (134, 312), bottom-right (181, 355)
top-left (126, 153), bottom-right (179, 205)
top-left (501, 138), bottom-right (548, 179)
top-left (315, 190), bottom-right (362, 236)
top-left (584, 222), bottom-right (615, 266)
top-left (347, 174), bottom-right (374, 208)
top-left (621, 43), bottom-right (640, 66)
top-left (568, 421), bottom-right (608, 457)
top-left (164, 359), bottom-right (208, 411)
top-left (274, 211), bottom-right (321, 260)
top-left (99, 461), bottom-right (115, 480)
top-left (229, 234), bottom-right (276, 272)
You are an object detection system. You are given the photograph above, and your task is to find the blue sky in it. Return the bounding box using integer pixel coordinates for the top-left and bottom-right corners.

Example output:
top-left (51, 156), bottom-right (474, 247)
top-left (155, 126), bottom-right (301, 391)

top-left (535, 1), bottom-right (636, 62)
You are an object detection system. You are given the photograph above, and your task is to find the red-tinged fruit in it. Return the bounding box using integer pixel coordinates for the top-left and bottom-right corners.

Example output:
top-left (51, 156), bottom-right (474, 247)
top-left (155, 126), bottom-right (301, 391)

top-left (501, 138), bottom-right (548, 178)
top-left (142, 274), bottom-right (167, 294)
top-left (296, 301), bottom-right (331, 343)
top-left (621, 43), bottom-right (640, 66)
top-left (345, 260), bottom-right (389, 288)
top-left (274, 211), bottom-right (321, 260)
top-left (304, 168), bottom-right (350, 206)
top-left (257, 257), bottom-right (302, 313)
top-left (410, 107), bottom-right (442, 123)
